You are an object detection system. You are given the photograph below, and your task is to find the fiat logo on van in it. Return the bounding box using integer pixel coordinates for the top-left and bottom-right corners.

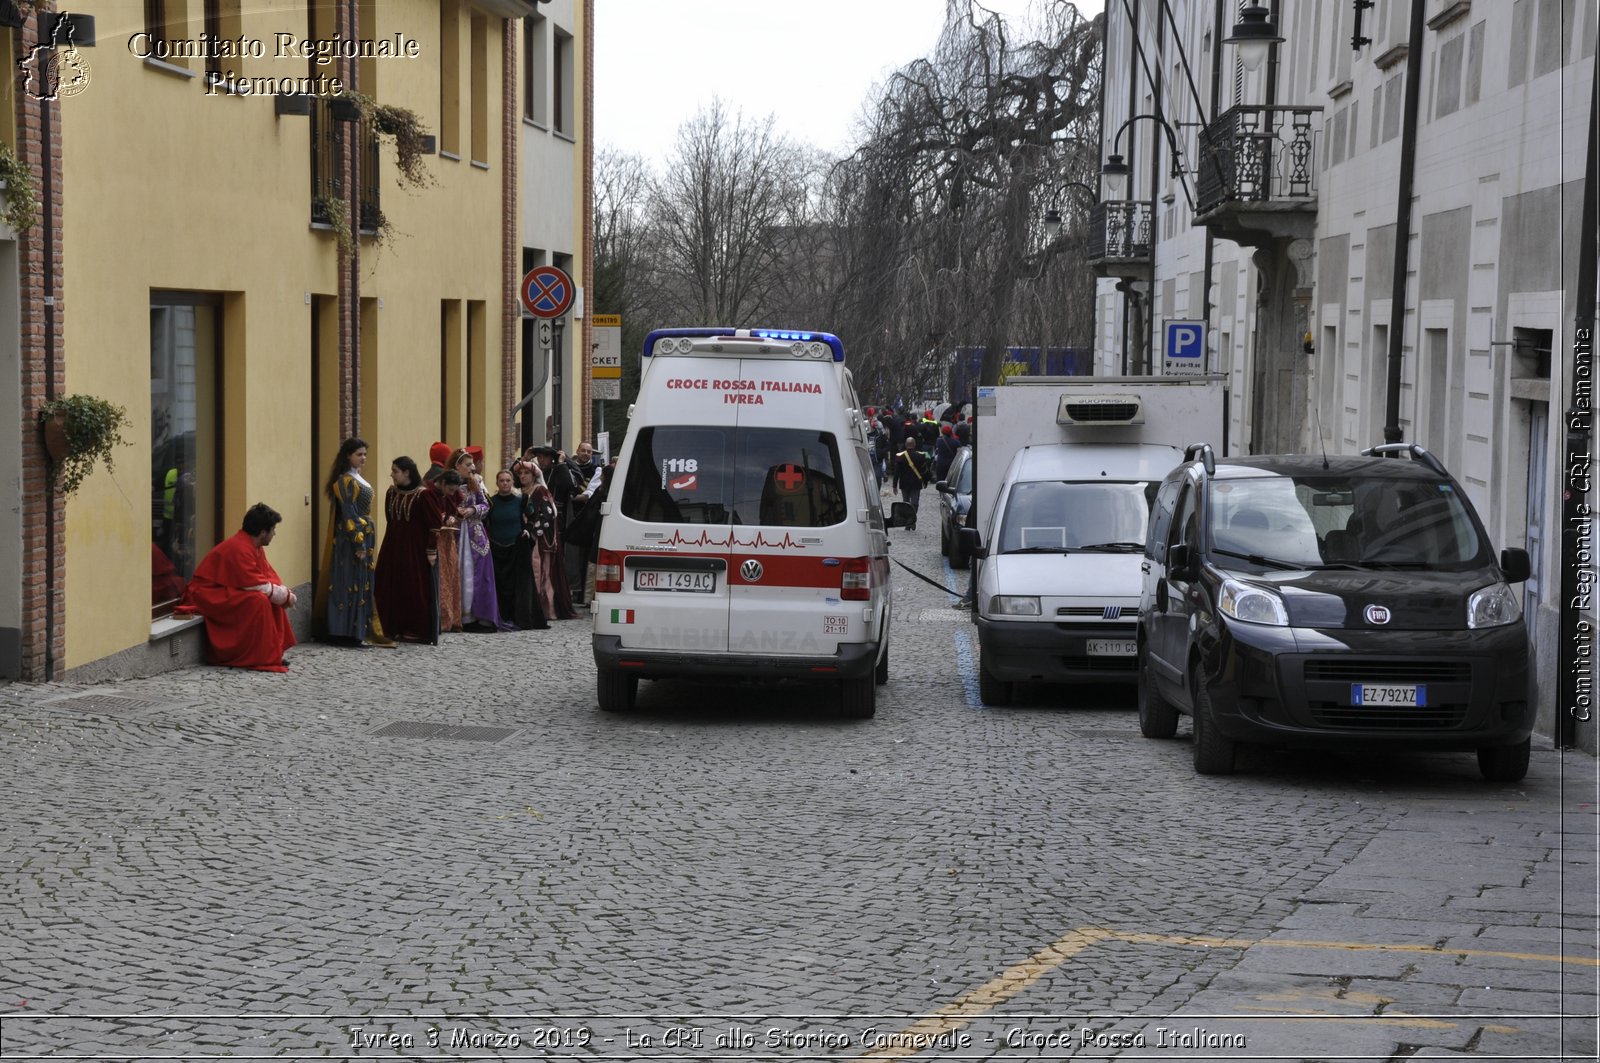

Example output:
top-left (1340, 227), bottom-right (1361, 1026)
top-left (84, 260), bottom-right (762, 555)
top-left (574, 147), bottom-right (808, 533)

top-left (1363, 604), bottom-right (1392, 625)
top-left (740, 559), bottom-right (765, 583)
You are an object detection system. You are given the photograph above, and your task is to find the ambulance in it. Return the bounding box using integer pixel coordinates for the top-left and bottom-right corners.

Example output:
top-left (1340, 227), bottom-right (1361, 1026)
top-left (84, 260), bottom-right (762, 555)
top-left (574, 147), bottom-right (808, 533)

top-left (590, 328), bottom-right (912, 717)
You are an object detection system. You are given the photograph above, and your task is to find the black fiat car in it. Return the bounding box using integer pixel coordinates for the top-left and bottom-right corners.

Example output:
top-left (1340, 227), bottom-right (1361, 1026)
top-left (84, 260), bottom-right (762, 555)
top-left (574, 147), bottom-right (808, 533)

top-left (1137, 444), bottom-right (1533, 781)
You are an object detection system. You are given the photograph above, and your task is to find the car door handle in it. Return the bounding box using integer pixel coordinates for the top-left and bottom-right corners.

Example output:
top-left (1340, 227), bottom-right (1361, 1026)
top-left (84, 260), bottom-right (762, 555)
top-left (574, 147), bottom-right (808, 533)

top-left (1140, 562), bottom-right (1150, 572)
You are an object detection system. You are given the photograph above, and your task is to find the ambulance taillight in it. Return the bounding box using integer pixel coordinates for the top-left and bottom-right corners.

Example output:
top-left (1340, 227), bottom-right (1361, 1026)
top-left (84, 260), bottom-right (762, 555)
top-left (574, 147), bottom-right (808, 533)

top-left (596, 549), bottom-right (623, 594)
top-left (841, 556), bottom-right (871, 601)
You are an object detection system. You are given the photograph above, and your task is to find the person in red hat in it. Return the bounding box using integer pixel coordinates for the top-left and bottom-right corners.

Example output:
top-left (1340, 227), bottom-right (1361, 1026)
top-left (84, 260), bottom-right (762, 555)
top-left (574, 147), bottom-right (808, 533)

top-left (428, 441), bottom-right (452, 480)
top-left (934, 421), bottom-right (960, 481)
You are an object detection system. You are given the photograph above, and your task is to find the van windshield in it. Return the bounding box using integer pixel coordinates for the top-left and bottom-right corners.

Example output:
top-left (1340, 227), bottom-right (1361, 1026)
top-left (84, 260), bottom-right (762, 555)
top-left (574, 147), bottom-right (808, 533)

top-left (621, 426), bottom-right (849, 528)
top-left (1208, 474), bottom-right (1487, 570)
top-left (997, 481), bottom-right (1159, 553)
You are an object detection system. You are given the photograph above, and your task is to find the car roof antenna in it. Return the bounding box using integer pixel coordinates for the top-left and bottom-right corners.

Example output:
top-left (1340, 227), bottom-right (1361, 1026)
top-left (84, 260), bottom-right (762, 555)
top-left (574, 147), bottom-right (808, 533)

top-left (1312, 398), bottom-right (1330, 469)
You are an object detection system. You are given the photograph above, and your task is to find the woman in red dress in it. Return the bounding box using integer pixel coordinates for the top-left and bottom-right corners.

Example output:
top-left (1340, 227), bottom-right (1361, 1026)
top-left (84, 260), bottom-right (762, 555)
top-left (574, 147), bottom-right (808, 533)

top-left (375, 456), bottom-right (448, 643)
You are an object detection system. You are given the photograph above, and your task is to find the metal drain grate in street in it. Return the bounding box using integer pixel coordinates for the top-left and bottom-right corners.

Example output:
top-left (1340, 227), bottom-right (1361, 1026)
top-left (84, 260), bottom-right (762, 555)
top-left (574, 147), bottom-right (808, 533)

top-left (371, 722), bottom-right (520, 743)
top-left (912, 608), bottom-right (973, 624)
top-left (45, 694), bottom-right (168, 713)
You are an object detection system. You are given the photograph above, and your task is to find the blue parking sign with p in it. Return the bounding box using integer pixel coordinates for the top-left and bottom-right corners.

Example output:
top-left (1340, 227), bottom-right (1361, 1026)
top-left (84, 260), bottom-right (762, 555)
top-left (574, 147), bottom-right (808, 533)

top-left (1164, 320), bottom-right (1205, 376)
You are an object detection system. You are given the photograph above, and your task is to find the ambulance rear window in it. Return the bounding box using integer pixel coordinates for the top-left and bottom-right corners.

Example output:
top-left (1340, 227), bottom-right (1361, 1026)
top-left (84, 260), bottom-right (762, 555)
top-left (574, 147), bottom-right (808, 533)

top-left (621, 426), bottom-right (849, 528)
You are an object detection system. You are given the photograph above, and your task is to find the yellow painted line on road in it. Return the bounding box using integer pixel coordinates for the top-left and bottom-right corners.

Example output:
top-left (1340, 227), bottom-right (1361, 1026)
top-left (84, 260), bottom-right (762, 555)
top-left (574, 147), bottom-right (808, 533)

top-left (1110, 929), bottom-right (1600, 968)
top-left (853, 927), bottom-right (1115, 1060)
top-left (854, 926), bottom-right (1591, 1060)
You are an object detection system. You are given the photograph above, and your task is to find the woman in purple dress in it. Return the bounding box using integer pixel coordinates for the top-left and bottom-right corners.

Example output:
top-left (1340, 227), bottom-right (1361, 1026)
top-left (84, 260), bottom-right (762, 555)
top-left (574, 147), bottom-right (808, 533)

top-left (450, 449), bottom-right (512, 632)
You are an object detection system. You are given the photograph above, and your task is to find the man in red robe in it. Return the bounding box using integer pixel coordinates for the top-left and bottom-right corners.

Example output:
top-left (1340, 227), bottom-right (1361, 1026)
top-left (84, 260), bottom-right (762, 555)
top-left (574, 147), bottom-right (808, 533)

top-left (176, 503), bottom-right (298, 672)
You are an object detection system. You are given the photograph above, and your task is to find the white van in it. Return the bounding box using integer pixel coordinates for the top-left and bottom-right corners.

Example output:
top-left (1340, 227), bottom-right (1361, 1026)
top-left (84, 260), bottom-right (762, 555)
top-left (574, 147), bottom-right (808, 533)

top-left (591, 328), bottom-right (911, 717)
top-left (969, 443), bottom-right (1183, 705)
top-left (963, 377), bottom-right (1228, 706)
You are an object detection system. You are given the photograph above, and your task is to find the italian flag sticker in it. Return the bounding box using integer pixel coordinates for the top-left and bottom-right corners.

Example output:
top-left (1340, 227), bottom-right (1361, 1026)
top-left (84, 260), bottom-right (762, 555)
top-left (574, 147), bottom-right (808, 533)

top-left (610, 609), bottom-right (635, 624)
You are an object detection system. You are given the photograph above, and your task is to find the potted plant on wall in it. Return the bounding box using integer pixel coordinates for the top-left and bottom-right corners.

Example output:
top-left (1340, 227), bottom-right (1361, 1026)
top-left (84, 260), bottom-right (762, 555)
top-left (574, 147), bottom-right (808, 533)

top-left (347, 91), bottom-right (435, 188)
top-left (0, 140), bottom-right (39, 233)
top-left (39, 394), bottom-right (130, 496)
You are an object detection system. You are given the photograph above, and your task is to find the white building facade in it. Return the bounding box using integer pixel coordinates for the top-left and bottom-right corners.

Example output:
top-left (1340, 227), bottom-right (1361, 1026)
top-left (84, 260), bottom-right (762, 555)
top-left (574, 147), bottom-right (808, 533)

top-left (1092, 0), bottom-right (1596, 744)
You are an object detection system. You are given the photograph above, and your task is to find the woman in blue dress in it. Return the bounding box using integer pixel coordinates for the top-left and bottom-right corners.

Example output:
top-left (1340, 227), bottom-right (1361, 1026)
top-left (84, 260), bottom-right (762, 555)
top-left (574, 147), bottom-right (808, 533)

top-left (317, 437), bottom-right (386, 645)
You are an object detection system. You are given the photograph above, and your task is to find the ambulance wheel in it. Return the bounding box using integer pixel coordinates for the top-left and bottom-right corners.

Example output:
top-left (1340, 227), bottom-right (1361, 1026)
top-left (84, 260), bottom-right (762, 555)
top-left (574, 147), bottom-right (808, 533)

top-left (978, 655), bottom-right (1012, 707)
top-left (840, 675), bottom-right (877, 718)
top-left (596, 668), bottom-right (638, 713)
top-left (874, 642), bottom-right (890, 685)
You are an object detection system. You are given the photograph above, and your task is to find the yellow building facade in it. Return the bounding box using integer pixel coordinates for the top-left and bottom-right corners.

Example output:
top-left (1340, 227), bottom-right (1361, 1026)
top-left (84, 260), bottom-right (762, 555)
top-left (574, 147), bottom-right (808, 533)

top-left (0, 0), bottom-right (590, 679)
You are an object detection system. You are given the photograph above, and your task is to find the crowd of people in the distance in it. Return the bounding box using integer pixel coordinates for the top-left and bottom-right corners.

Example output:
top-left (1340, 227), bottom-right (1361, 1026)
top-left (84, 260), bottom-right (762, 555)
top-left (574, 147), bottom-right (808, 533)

top-left (176, 437), bottom-right (613, 672)
top-left (864, 401), bottom-right (972, 530)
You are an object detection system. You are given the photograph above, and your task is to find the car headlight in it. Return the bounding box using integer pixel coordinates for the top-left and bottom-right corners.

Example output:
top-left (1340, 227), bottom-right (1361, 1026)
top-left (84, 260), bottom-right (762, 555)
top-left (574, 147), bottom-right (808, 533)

top-left (990, 595), bottom-right (1041, 616)
top-left (1467, 582), bottom-right (1522, 628)
top-left (1217, 576), bottom-right (1289, 627)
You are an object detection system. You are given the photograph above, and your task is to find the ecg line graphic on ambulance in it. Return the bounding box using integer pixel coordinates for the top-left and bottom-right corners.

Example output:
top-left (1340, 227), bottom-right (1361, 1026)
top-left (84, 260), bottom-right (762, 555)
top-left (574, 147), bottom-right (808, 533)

top-left (662, 530), bottom-right (808, 549)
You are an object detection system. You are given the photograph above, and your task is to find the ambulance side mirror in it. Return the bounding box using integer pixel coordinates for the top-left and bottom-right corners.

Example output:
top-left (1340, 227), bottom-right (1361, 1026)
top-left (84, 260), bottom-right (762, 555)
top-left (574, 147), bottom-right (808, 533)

top-left (885, 501), bottom-right (916, 529)
top-left (960, 527), bottom-right (986, 559)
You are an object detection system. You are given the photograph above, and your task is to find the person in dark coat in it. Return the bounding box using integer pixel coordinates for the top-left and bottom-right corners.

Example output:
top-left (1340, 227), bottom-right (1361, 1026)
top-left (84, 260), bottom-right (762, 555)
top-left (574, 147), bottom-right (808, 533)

top-left (933, 423), bottom-right (959, 481)
top-left (892, 433), bottom-right (932, 529)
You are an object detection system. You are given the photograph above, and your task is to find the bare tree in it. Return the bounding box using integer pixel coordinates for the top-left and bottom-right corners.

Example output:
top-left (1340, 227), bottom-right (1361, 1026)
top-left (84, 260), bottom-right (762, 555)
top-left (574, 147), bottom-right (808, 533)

top-left (828, 0), bottom-right (1103, 395)
top-left (646, 100), bottom-right (815, 326)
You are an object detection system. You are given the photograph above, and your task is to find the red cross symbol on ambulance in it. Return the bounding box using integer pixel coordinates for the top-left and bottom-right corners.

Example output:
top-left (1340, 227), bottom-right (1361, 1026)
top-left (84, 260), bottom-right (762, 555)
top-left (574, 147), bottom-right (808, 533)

top-left (775, 464), bottom-right (805, 492)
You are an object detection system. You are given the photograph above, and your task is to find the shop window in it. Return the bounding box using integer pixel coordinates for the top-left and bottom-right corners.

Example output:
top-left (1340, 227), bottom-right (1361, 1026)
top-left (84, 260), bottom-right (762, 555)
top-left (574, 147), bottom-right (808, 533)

top-left (150, 297), bottom-right (221, 618)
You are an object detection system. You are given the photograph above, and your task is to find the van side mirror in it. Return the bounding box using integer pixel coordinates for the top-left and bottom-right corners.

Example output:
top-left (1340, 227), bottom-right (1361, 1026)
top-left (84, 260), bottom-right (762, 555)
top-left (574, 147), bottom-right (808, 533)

top-left (1169, 543), bottom-right (1194, 578)
top-left (960, 526), bottom-right (986, 559)
top-left (934, 480), bottom-right (950, 495)
top-left (885, 501), bottom-right (916, 529)
top-left (1500, 547), bottom-right (1531, 584)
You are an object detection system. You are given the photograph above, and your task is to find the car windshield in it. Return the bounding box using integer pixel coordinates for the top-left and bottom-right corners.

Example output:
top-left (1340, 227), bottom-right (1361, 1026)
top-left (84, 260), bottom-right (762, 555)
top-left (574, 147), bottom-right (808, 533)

top-left (1207, 473), bottom-right (1487, 570)
top-left (996, 481), bottom-right (1158, 554)
top-left (620, 425), bottom-right (849, 528)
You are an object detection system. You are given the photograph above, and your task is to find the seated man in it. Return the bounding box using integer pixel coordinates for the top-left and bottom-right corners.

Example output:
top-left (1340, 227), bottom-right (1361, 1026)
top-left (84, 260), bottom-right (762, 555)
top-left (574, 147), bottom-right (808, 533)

top-left (175, 503), bottom-right (297, 672)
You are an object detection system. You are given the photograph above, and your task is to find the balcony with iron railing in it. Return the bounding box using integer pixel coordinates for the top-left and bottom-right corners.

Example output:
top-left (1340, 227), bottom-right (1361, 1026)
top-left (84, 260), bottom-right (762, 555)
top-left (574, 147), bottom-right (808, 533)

top-left (309, 96), bottom-right (381, 236)
top-left (1195, 103), bottom-right (1322, 246)
top-left (1085, 200), bottom-right (1153, 280)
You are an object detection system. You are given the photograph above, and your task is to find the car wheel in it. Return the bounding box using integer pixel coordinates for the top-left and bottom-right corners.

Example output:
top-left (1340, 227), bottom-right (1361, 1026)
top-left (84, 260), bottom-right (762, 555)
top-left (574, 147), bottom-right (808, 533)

top-left (596, 667), bottom-right (638, 713)
top-left (874, 641), bottom-right (889, 686)
top-left (949, 526), bottom-right (969, 570)
top-left (1137, 646), bottom-right (1179, 739)
top-left (1478, 738), bottom-right (1530, 783)
top-left (978, 654), bottom-right (1012, 707)
top-left (1190, 677), bottom-right (1235, 775)
top-left (940, 520), bottom-right (950, 556)
top-left (841, 675), bottom-right (877, 718)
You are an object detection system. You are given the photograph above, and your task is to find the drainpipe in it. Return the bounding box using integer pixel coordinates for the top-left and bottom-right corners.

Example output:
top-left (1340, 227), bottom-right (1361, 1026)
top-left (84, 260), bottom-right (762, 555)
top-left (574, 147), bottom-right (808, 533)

top-left (1383, 0), bottom-right (1426, 444)
top-left (39, 23), bottom-right (57, 680)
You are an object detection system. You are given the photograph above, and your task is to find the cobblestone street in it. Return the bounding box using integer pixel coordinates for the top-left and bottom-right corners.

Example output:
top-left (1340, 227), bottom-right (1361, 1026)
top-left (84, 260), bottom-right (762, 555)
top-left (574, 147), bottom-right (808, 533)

top-left (0, 515), bottom-right (1595, 1061)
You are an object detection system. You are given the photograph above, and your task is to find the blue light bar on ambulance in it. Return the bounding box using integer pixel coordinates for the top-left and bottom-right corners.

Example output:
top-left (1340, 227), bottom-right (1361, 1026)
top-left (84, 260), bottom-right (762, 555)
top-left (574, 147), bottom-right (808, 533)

top-left (642, 327), bottom-right (846, 363)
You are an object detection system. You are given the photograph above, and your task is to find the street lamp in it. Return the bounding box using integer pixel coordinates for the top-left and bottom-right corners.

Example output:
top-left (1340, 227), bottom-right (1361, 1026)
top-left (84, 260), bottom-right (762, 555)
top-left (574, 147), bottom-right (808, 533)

top-left (1099, 154), bottom-right (1130, 199)
top-left (1224, 4), bottom-right (1283, 73)
top-left (1043, 180), bottom-right (1096, 240)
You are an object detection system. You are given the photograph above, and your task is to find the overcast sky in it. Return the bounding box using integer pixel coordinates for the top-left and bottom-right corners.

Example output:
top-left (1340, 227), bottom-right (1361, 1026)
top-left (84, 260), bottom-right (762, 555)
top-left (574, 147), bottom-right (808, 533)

top-left (594, 0), bottom-right (1106, 164)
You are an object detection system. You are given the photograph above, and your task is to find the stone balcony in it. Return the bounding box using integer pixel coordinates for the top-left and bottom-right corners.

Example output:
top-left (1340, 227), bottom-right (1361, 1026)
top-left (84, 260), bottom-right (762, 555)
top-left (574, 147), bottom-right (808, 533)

top-left (1195, 103), bottom-right (1323, 248)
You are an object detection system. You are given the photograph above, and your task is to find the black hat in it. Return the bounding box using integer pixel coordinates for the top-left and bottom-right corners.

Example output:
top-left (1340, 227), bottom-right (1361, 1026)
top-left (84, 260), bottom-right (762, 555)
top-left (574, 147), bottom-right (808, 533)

top-left (529, 445), bottom-right (559, 459)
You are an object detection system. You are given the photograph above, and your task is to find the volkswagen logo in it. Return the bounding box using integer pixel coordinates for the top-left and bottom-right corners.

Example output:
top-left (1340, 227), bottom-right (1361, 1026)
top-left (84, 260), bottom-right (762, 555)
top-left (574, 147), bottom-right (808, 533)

top-left (740, 559), bottom-right (764, 583)
top-left (1363, 604), bottom-right (1392, 625)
